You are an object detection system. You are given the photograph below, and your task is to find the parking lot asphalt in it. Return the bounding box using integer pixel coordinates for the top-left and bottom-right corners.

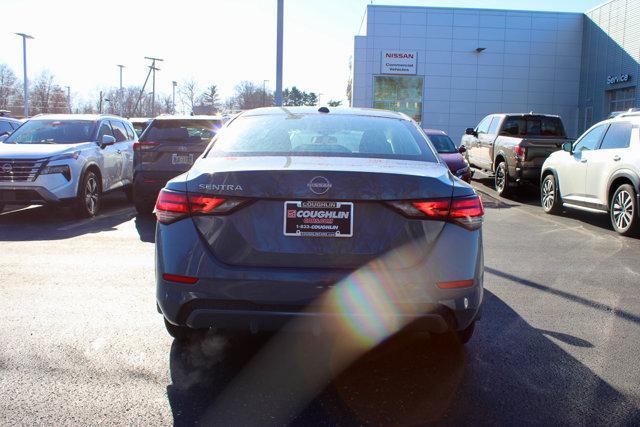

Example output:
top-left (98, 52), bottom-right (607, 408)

top-left (0, 183), bottom-right (639, 425)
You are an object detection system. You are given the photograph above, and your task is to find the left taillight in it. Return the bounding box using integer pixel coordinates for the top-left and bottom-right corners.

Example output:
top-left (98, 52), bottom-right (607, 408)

top-left (154, 189), bottom-right (246, 224)
top-left (388, 195), bottom-right (484, 230)
top-left (514, 145), bottom-right (526, 161)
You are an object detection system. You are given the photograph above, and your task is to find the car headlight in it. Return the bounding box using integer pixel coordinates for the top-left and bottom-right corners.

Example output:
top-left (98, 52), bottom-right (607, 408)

top-left (49, 151), bottom-right (80, 162)
top-left (455, 165), bottom-right (470, 176)
top-left (41, 164), bottom-right (71, 181)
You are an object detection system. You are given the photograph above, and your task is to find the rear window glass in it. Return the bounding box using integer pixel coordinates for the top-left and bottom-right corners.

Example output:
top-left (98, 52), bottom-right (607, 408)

top-left (501, 116), bottom-right (565, 137)
top-left (427, 134), bottom-right (457, 154)
top-left (5, 120), bottom-right (96, 144)
top-left (142, 120), bottom-right (222, 143)
top-left (208, 113), bottom-right (438, 162)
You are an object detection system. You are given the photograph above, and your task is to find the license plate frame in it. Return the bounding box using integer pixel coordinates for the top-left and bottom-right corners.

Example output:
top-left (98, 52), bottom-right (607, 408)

top-left (171, 153), bottom-right (194, 165)
top-left (283, 201), bottom-right (354, 238)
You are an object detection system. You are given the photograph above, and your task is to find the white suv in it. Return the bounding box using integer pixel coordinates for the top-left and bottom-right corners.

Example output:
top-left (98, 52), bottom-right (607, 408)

top-left (0, 114), bottom-right (136, 217)
top-left (540, 112), bottom-right (640, 236)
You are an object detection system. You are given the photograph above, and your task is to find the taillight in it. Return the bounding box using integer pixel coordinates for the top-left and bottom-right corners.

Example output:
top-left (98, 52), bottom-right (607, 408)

top-left (154, 189), bottom-right (247, 224)
top-left (133, 141), bottom-right (159, 151)
top-left (162, 273), bottom-right (199, 284)
top-left (514, 145), bottom-right (526, 161)
top-left (388, 195), bottom-right (484, 230)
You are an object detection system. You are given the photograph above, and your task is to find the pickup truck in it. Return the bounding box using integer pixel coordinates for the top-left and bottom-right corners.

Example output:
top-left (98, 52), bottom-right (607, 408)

top-left (461, 113), bottom-right (573, 196)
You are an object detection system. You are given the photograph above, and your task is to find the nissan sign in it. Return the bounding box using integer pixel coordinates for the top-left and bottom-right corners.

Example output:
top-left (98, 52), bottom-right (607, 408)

top-left (381, 51), bottom-right (417, 75)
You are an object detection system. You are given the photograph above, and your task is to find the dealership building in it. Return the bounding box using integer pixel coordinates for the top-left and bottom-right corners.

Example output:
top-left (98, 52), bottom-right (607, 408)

top-left (351, 0), bottom-right (639, 139)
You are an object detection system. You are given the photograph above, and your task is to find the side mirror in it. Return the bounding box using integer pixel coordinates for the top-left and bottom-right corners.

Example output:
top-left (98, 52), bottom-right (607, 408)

top-left (562, 142), bottom-right (573, 154)
top-left (458, 145), bottom-right (467, 154)
top-left (100, 134), bottom-right (116, 148)
top-left (0, 134), bottom-right (8, 142)
top-left (465, 127), bottom-right (476, 136)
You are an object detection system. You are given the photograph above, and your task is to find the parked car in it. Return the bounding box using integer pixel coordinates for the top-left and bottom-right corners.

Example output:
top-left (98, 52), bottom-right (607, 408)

top-left (154, 107), bottom-right (485, 344)
top-left (423, 128), bottom-right (471, 182)
top-left (541, 112), bottom-right (640, 236)
top-left (132, 115), bottom-right (224, 214)
top-left (0, 116), bottom-right (22, 141)
top-left (0, 114), bottom-right (136, 216)
top-left (461, 113), bottom-right (573, 196)
top-left (129, 117), bottom-right (152, 138)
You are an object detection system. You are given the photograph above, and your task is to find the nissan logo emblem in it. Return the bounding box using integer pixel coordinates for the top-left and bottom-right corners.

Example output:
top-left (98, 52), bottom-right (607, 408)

top-left (307, 176), bottom-right (332, 195)
top-left (2, 163), bottom-right (11, 174)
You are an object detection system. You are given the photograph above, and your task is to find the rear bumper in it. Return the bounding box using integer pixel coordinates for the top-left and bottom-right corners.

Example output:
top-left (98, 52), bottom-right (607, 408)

top-left (513, 165), bottom-right (541, 183)
top-left (156, 217), bottom-right (484, 334)
top-left (133, 171), bottom-right (181, 200)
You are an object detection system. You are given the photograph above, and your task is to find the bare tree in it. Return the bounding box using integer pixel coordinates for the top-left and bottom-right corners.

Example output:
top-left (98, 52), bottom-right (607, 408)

top-left (28, 71), bottom-right (69, 114)
top-left (179, 78), bottom-right (198, 114)
top-left (0, 64), bottom-right (19, 111)
top-left (227, 81), bottom-right (273, 111)
top-left (198, 84), bottom-right (221, 113)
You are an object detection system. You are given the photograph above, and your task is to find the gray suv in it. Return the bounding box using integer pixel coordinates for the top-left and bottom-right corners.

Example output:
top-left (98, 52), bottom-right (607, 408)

top-left (132, 115), bottom-right (223, 214)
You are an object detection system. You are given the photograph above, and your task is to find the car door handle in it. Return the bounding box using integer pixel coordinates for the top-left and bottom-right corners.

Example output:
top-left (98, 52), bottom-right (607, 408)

top-left (580, 159), bottom-right (587, 163)
top-left (117, 149), bottom-right (121, 154)
top-left (613, 155), bottom-right (621, 161)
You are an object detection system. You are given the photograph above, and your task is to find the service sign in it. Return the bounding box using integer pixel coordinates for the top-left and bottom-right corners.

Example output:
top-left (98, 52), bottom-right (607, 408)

top-left (607, 74), bottom-right (631, 85)
top-left (381, 51), bottom-right (417, 75)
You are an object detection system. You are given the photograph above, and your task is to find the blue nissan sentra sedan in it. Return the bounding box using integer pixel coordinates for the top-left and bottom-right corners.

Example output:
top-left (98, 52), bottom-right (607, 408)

top-left (155, 106), bottom-right (484, 345)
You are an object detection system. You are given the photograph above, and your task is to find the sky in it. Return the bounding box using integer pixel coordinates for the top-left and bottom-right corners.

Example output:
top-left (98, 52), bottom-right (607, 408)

top-left (0, 0), bottom-right (604, 107)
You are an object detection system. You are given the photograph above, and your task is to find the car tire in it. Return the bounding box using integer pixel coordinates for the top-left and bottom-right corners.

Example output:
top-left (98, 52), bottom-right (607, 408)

top-left (541, 174), bottom-right (562, 214)
top-left (164, 318), bottom-right (203, 341)
top-left (74, 170), bottom-right (101, 218)
top-left (610, 184), bottom-right (639, 236)
top-left (456, 321), bottom-right (476, 344)
top-left (494, 161), bottom-right (511, 197)
top-left (123, 185), bottom-right (134, 202)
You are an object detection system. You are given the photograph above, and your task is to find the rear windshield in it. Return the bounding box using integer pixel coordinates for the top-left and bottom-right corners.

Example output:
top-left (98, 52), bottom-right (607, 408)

top-left (4, 120), bottom-right (96, 144)
top-left (501, 116), bottom-right (566, 138)
top-left (132, 122), bottom-right (149, 137)
top-left (141, 119), bottom-right (222, 143)
top-left (207, 114), bottom-right (438, 162)
top-left (427, 134), bottom-right (457, 154)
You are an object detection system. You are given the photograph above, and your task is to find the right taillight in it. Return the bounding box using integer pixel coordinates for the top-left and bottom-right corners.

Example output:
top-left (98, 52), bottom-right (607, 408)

top-left (388, 195), bottom-right (484, 230)
top-left (514, 145), bottom-right (526, 161)
top-left (154, 189), bottom-right (247, 224)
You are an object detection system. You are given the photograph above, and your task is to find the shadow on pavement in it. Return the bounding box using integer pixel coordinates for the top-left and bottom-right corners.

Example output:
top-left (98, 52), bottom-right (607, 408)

top-left (0, 193), bottom-right (135, 241)
top-left (165, 290), bottom-right (639, 425)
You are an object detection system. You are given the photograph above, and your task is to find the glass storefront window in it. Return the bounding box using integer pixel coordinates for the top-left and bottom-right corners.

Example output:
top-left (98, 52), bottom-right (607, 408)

top-left (373, 76), bottom-right (423, 123)
top-left (606, 86), bottom-right (636, 114)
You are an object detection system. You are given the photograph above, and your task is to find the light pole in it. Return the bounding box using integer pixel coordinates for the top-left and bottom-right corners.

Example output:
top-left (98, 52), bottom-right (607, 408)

top-left (117, 65), bottom-right (125, 116)
top-left (144, 57), bottom-right (163, 116)
top-left (65, 86), bottom-right (71, 113)
top-left (15, 33), bottom-right (34, 118)
top-left (262, 79), bottom-right (269, 107)
top-left (172, 81), bottom-right (177, 114)
top-left (274, 0), bottom-right (284, 106)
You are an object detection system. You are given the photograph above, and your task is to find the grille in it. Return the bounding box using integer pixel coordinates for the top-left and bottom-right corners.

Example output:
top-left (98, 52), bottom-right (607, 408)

top-left (0, 158), bottom-right (47, 182)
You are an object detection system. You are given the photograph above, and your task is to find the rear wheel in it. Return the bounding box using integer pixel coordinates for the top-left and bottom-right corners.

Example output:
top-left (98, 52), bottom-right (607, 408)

top-left (610, 184), bottom-right (639, 236)
top-left (541, 174), bottom-right (561, 214)
top-left (74, 170), bottom-right (101, 218)
top-left (494, 161), bottom-right (511, 197)
top-left (164, 318), bottom-right (204, 341)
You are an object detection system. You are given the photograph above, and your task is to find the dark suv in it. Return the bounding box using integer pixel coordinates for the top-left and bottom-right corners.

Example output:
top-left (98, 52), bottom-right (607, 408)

top-left (132, 115), bottom-right (223, 214)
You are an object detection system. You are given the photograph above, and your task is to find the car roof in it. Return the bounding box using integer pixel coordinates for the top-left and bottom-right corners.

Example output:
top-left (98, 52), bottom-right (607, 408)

top-left (240, 106), bottom-right (413, 121)
top-left (153, 115), bottom-right (224, 121)
top-left (422, 128), bottom-right (447, 135)
top-left (30, 114), bottom-right (127, 121)
top-left (497, 113), bottom-right (561, 118)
